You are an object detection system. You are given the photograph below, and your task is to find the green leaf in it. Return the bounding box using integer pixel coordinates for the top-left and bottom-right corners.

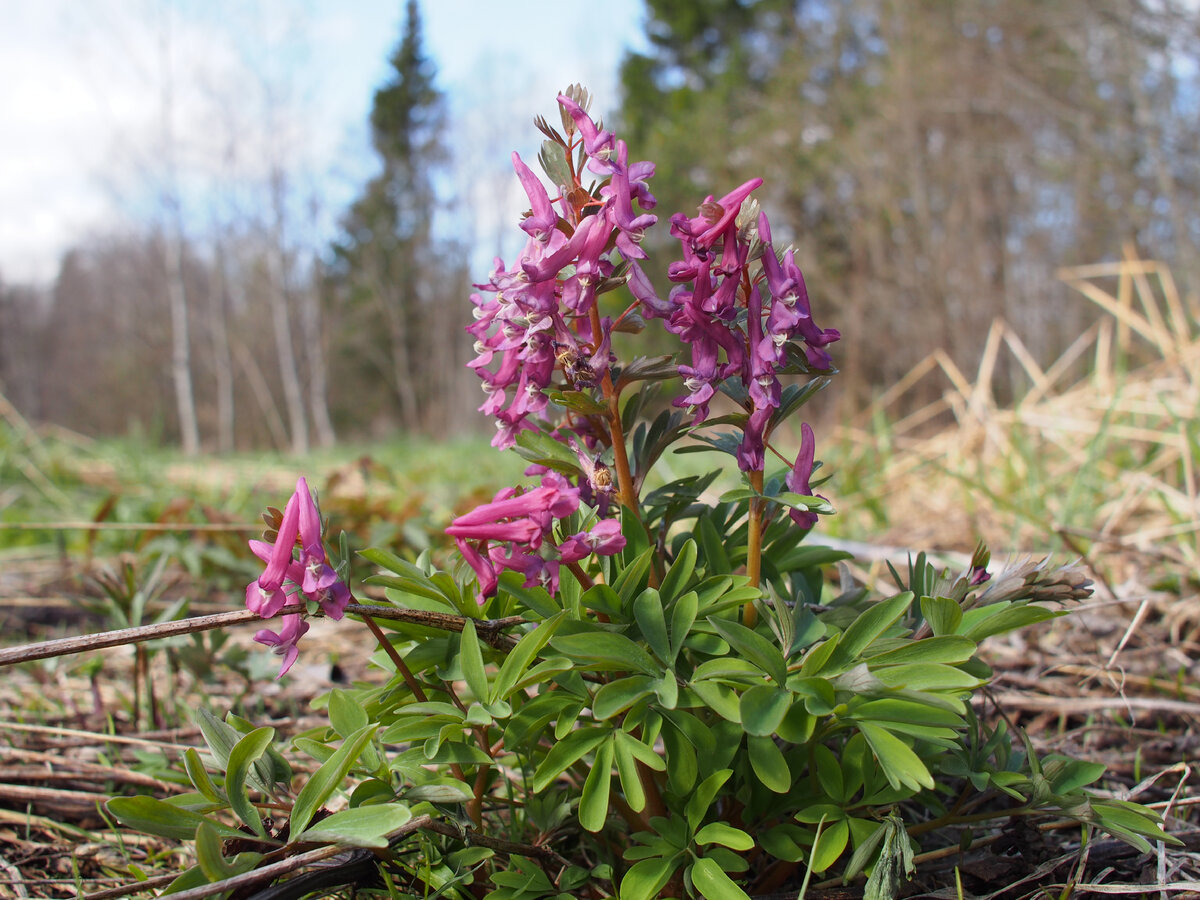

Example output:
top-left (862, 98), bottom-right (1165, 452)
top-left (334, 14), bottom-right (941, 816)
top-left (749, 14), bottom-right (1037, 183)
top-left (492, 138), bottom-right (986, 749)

top-left (690, 857), bottom-right (752, 900)
top-left (660, 540), bottom-right (697, 604)
top-left (760, 824), bottom-right (807, 862)
top-left (812, 745), bottom-right (844, 801)
top-left (718, 488), bottom-right (760, 503)
top-left (498, 572), bottom-right (560, 618)
top-left (196, 821), bottom-right (230, 882)
top-left (693, 657), bottom-right (768, 683)
top-left (799, 635), bottom-right (841, 676)
top-left (633, 589), bottom-right (670, 661)
top-left (195, 708), bottom-right (237, 770)
top-left (460, 619), bottom-right (488, 701)
top-left (328, 689), bottom-right (369, 740)
top-left (1048, 759), bottom-right (1107, 794)
top-left (695, 823), bottom-right (754, 851)
top-left (739, 685), bottom-right (791, 737)
top-left (419, 742), bottom-right (493, 765)
top-left (748, 735), bottom-right (792, 793)
top-left (696, 515), bottom-right (732, 575)
top-left (289, 723), bottom-right (378, 837)
top-left (960, 604), bottom-right (1063, 641)
top-left (581, 584), bottom-right (623, 618)
top-left (849, 698), bottom-right (965, 728)
top-left (691, 679), bottom-right (742, 723)
top-left (593, 674), bottom-right (656, 720)
top-left (196, 711), bottom-right (276, 797)
top-left (226, 726), bottom-right (274, 837)
top-left (358, 547), bottom-right (414, 576)
top-left (834, 593), bottom-right (913, 663)
top-left (864, 635), bottom-right (976, 666)
top-left (655, 670), bottom-right (679, 708)
top-left (404, 779), bottom-right (474, 803)
top-left (579, 736), bottom-right (614, 832)
top-left (707, 617), bottom-right (786, 685)
top-left (191, 827), bottom-right (265, 884)
top-left (544, 388), bottom-right (607, 415)
top-left (613, 730), bottom-right (646, 812)
top-left (809, 818), bottom-right (850, 873)
top-left (183, 748), bottom-right (223, 804)
top-left (532, 728), bottom-right (610, 793)
top-left (919, 596), bottom-right (963, 637)
top-left (842, 820), bottom-right (886, 881)
top-left (539, 139), bottom-right (575, 199)
top-left (858, 723), bottom-right (934, 791)
top-left (106, 796), bottom-right (247, 842)
top-left (619, 857), bottom-right (679, 900)
top-left (669, 591), bottom-right (698, 662)
top-left (490, 612), bottom-right (565, 702)
top-left (513, 428), bottom-right (582, 474)
top-left (550, 631), bottom-right (658, 674)
top-left (393, 701), bottom-right (464, 718)
top-left (1090, 800), bottom-right (1178, 852)
top-left (773, 492), bottom-right (835, 515)
top-left (871, 663), bottom-right (983, 691)
top-left (660, 721), bottom-right (698, 794)
top-left (685, 769), bottom-right (732, 831)
top-left (616, 729), bottom-right (666, 771)
top-left (294, 803), bottom-right (413, 849)
top-left (771, 377), bottom-right (831, 428)
top-left (614, 546), bottom-right (655, 605)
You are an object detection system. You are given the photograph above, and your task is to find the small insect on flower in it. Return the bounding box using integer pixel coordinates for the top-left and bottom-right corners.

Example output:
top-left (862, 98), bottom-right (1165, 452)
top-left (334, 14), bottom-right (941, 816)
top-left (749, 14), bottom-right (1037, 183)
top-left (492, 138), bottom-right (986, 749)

top-left (554, 342), bottom-right (596, 388)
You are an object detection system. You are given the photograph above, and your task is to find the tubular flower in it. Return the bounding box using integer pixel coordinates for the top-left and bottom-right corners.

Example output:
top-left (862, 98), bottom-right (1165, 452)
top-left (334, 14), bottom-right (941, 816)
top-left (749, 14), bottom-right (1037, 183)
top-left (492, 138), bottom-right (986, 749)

top-left (446, 471), bottom-right (625, 603)
top-left (244, 477), bottom-right (351, 677)
top-left (254, 615), bottom-right (310, 678)
top-left (784, 423), bottom-right (826, 530)
top-left (644, 186), bottom-right (839, 475)
top-left (465, 95), bottom-right (657, 451)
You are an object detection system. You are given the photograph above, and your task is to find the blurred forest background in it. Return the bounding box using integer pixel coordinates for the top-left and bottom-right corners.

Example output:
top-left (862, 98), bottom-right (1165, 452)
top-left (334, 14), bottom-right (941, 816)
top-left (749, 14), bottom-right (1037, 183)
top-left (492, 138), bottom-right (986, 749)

top-left (1, 0), bottom-right (1197, 453)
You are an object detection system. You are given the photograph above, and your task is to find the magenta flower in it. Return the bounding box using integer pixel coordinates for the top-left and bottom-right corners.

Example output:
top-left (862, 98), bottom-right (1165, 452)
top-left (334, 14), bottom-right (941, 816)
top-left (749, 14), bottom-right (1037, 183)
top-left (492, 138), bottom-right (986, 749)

top-left (513, 151), bottom-right (557, 244)
top-left (557, 93), bottom-right (615, 166)
top-left (558, 518), bottom-right (626, 563)
top-left (785, 424), bottom-right (823, 530)
top-left (254, 615), bottom-right (310, 678)
top-left (466, 94), bottom-right (658, 451)
top-left (245, 477), bottom-right (351, 676)
top-left (447, 471), bottom-right (623, 603)
top-left (245, 539), bottom-right (302, 618)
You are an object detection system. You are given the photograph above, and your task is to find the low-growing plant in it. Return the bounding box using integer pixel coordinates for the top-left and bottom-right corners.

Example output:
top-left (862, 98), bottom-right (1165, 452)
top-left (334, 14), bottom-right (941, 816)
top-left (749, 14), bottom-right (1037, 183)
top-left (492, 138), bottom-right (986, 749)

top-left (109, 89), bottom-right (1174, 900)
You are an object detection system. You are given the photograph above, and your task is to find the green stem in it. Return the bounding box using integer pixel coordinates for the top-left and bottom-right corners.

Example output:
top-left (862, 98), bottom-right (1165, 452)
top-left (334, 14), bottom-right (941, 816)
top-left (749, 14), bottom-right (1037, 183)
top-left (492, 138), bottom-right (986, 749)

top-left (360, 613), bottom-right (470, 788)
top-left (907, 805), bottom-right (1033, 838)
top-left (744, 469), bottom-right (765, 627)
top-left (590, 303), bottom-right (637, 514)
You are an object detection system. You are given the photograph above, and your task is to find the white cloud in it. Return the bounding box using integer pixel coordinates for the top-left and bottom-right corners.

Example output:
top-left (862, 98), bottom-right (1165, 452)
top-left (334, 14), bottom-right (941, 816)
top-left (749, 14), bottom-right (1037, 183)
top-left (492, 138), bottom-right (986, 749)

top-left (0, 0), bottom-right (648, 286)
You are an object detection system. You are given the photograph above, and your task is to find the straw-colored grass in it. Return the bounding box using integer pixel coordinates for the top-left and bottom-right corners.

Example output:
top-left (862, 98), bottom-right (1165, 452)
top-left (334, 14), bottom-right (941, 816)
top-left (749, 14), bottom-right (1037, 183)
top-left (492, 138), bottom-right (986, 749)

top-left (830, 246), bottom-right (1199, 597)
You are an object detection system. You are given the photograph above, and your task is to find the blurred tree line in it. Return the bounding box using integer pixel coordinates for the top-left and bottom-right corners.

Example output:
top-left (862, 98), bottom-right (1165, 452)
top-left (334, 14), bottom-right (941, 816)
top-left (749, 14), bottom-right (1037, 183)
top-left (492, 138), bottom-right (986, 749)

top-left (618, 0), bottom-right (1200, 409)
top-left (1, 0), bottom-right (1196, 449)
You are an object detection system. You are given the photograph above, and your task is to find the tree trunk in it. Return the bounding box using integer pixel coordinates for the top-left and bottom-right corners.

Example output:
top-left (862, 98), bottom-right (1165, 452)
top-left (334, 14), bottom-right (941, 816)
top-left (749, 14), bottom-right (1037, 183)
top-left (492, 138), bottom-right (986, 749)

top-left (209, 238), bottom-right (236, 453)
top-left (157, 8), bottom-right (200, 455)
top-left (267, 171), bottom-right (309, 455)
top-left (300, 261), bottom-right (336, 447)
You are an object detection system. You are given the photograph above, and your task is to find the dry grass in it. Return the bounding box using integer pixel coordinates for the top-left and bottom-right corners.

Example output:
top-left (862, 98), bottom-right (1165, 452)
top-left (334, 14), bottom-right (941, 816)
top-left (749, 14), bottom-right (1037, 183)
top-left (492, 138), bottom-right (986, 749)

top-left (831, 245), bottom-right (1198, 587)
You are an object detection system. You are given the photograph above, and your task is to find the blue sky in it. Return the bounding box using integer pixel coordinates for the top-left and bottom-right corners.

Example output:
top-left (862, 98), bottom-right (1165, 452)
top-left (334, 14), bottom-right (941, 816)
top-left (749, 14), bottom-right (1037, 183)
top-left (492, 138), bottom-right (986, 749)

top-left (0, 0), bottom-right (649, 284)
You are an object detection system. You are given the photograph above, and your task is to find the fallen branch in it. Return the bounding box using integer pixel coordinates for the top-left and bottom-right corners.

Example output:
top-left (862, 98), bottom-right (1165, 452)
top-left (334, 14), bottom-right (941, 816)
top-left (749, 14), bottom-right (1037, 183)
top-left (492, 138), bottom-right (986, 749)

top-left (0, 603), bottom-right (528, 667)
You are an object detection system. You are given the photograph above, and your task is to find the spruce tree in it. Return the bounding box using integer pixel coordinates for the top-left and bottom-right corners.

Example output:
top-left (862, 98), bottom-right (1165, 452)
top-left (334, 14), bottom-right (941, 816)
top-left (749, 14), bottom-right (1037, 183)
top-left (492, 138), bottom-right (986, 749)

top-left (329, 0), bottom-right (461, 433)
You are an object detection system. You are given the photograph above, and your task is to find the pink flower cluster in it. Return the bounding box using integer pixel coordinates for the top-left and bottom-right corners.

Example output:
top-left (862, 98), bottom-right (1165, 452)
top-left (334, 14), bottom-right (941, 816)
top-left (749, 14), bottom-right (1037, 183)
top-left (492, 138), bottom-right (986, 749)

top-left (646, 182), bottom-right (840, 472)
top-left (245, 477), bottom-right (350, 676)
top-left (467, 94), bottom-right (663, 450)
top-left (446, 471), bottom-right (625, 602)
